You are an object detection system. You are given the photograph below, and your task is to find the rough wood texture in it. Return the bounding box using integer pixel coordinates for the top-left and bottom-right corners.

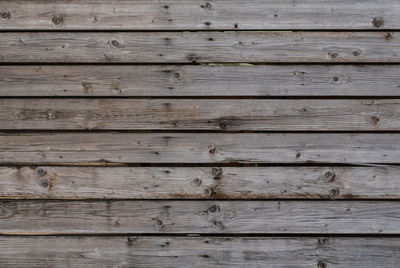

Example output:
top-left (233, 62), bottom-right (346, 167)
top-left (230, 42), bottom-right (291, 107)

top-left (1, 200), bottom-right (399, 234)
top-left (0, 0), bottom-right (399, 30)
top-left (2, 65), bottom-right (400, 97)
top-left (1, 133), bottom-right (400, 164)
top-left (1, 236), bottom-right (399, 267)
top-left (0, 32), bottom-right (399, 63)
top-left (1, 98), bottom-right (399, 130)
top-left (2, 166), bottom-right (400, 199)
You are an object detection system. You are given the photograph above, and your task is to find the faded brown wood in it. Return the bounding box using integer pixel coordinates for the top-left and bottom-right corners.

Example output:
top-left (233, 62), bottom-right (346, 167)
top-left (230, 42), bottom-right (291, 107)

top-left (2, 166), bottom-right (400, 199)
top-left (1, 99), bottom-right (398, 130)
top-left (2, 65), bottom-right (400, 97)
top-left (1, 133), bottom-right (400, 164)
top-left (1, 236), bottom-right (399, 267)
top-left (0, 32), bottom-right (399, 63)
top-left (0, 0), bottom-right (398, 30)
top-left (1, 200), bottom-right (399, 234)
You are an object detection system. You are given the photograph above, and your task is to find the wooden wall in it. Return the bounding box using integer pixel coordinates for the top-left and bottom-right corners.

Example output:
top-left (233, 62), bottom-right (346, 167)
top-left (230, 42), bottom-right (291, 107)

top-left (1, 0), bottom-right (400, 267)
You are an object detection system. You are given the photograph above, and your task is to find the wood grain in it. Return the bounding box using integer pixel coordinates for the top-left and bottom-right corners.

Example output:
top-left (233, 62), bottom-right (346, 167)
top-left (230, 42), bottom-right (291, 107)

top-left (1, 200), bottom-right (400, 234)
top-left (0, 0), bottom-right (399, 30)
top-left (1, 236), bottom-right (399, 267)
top-left (1, 133), bottom-right (400, 164)
top-left (1, 98), bottom-right (399, 130)
top-left (2, 65), bottom-right (400, 97)
top-left (1, 32), bottom-right (399, 63)
top-left (2, 166), bottom-right (400, 199)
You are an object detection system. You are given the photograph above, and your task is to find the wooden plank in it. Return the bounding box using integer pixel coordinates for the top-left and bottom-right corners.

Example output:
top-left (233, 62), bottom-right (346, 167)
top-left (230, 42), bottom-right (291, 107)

top-left (2, 166), bottom-right (400, 199)
top-left (1, 200), bottom-right (399, 234)
top-left (1, 0), bottom-right (399, 30)
top-left (1, 133), bottom-right (400, 164)
top-left (2, 65), bottom-right (400, 97)
top-left (1, 32), bottom-right (399, 63)
top-left (1, 99), bottom-right (399, 131)
top-left (1, 236), bottom-right (399, 268)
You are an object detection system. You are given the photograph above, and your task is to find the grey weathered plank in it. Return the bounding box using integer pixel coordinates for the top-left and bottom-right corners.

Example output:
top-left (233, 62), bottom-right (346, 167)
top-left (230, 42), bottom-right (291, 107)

top-left (1, 236), bottom-right (399, 268)
top-left (2, 65), bottom-right (400, 97)
top-left (1, 200), bottom-right (399, 234)
top-left (1, 133), bottom-right (400, 164)
top-left (0, 0), bottom-right (399, 30)
top-left (1, 99), bottom-right (398, 130)
top-left (2, 166), bottom-right (400, 199)
top-left (0, 32), bottom-right (398, 63)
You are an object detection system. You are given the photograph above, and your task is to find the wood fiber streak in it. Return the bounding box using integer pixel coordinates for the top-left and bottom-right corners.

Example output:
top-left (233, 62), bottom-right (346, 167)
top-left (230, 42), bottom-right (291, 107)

top-left (1, 32), bottom-right (399, 63)
top-left (1, 99), bottom-right (400, 131)
top-left (1, 200), bottom-right (400, 234)
top-left (0, 236), bottom-right (399, 267)
top-left (1, 166), bottom-right (400, 199)
top-left (2, 65), bottom-right (400, 97)
top-left (0, 0), bottom-right (399, 30)
top-left (1, 133), bottom-right (400, 164)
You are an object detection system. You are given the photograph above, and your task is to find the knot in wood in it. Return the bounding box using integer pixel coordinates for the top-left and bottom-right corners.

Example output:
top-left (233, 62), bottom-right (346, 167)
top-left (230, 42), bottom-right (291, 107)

top-left (36, 168), bottom-right (47, 177)
top-left (208, 145), bottom-right (216, 154)
top-left (200, 2), bottom-right (212, 9)
top-left (41, 180), bottom-right (50, 189)
top-left (324, 170), bottom-right (335, 181)
top-left (317, 260), bottom-right (327, 268)
top-left (211, 167), bottom-right (223, 180)
top-left (191, 177), bottom-right (202, 187)
top-left (372, 17), bottom-right (385, 28)
top-left (219, 121), bottom-right (228, 130)
top-left (204, 187), bottom-right (215, 197)
top-left (52, 15), bottom-right (64, 26)
top-left (330, 188), bottom-right (340, 197)
top-left (328, 51), bottom-right (338, 59)
top-left (110, 40), bottom-right (122, 47)
top-left (208, 204), bottom-right (220, 213)
top-left (1, 12), bottom-right (10, 20)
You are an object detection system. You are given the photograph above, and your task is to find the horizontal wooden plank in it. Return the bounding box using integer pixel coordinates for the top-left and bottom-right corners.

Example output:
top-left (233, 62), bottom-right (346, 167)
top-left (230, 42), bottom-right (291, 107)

top-left (1, 0), bottom-right (399, 30)
top-left (1, 133), bottom-right (400, 164)
top-left (2, 166), bottom-right (400, 199)
top-left (2, 65), bottom-right (400, 97)
top-left (1, 236), bottom-right (399, 268)
top-left (1, 200), bottom-right (399, 234)
top-left (0, 32), bottom-right (399, 63)
top-left (2, 99), bottom-right (399, 131)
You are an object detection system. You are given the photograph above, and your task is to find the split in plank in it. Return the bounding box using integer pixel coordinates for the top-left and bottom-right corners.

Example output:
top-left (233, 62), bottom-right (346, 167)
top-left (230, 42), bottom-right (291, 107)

top-left (2, 65), bottom-right (400, 97)
top-left (1, 98), bottom-right (399, 131)
top-left (1, 236), bottom-right (399, 267)
top-left (1, 133), bottom-right (400, 164)
top-left (1, 32), bottom-right (399, 63)
top-left (1, 200), bottom-right (400, 234)
top-left (0, 0), bottom-right (399, 30)
top-left (2, 166), bottom-right (400, 199)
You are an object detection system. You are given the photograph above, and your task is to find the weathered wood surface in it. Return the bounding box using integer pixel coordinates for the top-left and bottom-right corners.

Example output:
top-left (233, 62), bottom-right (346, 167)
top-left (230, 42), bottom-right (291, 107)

top-left (1, 133), bottom-right (400, 164)
top-left (1, 236), bottom-right (399, 268)
top-left (2, 65), bottom-right (400, 97)
top-left (1, 200), bottom-right (399, 234)
top-left (2, 166), bottom-right (400, 199)
top-left (1, 32), bottom-right (399, 63)
top-left (1, 98), bottom-right (399, 130)
top-left (0, 0), bottom-right (399, 30)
